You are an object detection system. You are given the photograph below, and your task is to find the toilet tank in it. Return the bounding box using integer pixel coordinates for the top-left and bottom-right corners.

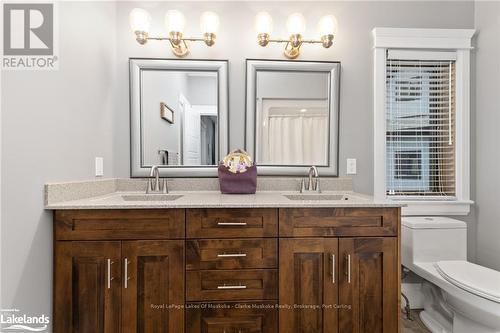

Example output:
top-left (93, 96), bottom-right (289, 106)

top-left (402, 217), bottom-right (467, 269)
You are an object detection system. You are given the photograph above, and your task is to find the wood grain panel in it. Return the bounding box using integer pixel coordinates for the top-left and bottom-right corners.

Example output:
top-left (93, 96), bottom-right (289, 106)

top-left (279, 238), bottom-right (338, 333)
top-left (338, 238), bottom-right (398, 333)
top-left (279, 208), bottom-right (399, 237)
top-left (55, 209), bottom-right (185, 240)
top-left (186, 301), bottom-right (278, 333)
top-left (186, 239), bottom-right (277, 270)
top-left (54, 241), bottom-right (121, 333)
top-left (187, 209), bottom-right (278, 238)
top-left (122, 240), bottom-right (184, 333)
top-left (186, 269), bottom-right (278, 301)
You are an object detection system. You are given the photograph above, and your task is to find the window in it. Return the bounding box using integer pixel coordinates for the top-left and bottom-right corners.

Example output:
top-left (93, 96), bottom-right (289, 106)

top-left (386, 56), bottom-right (456, 198)
top-left (373, 28), bottom-right (475, 215)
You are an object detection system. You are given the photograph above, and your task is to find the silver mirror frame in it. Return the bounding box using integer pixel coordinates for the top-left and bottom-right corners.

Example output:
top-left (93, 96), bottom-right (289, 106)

top-left (245, 59), bottom-right (340, 176)
top-left (130, 58), bottom-right (229, 177)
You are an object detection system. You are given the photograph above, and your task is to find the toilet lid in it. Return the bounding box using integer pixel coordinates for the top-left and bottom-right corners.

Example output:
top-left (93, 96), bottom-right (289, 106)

top-left (436, 261), bottom-right (500, 303)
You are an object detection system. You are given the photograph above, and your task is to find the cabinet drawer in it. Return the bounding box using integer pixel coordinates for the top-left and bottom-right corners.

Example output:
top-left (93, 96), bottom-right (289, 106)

top-left (279, 208), bottom-right (399, 237)
top-left (186, 301), bottom-right (278, 333)
top-left (187, 239), bottom-right (277, 270)
top-left (187, 269), bottom-right (278, 301)
top-left (187, 209), bottom-right (278, 238)
top-left (54, 209), bottom-right (185, 240)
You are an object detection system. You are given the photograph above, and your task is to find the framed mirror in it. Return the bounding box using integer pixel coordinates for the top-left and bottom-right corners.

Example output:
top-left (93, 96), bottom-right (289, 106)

top-left (245, 59), bottom-right (340, 176)
top-left (130, 59), bottom-right (228, 177)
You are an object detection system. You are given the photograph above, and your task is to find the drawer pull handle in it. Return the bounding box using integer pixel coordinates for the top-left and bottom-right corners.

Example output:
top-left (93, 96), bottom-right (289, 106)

top-left (330, 254), bottom-right (335, 284)
top-left (217, 284), bottom-right (247, 290)
top-left (107, 259), bottom-right (114, 289)
top-left (217, 253), bottom-right (247, 258)
top-left (346, 254), bottom-right (351, 284)
top-left (124, 258), bottom-right (130, 289)
top-left (217, 222), bottom-right (248, 226)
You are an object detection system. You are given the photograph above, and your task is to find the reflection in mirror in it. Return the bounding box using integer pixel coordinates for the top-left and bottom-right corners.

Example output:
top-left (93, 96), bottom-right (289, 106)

top-left (130, 59), bottom-right (228, 177)
top-left (246, 60), bottom-right (340, 176)
top-left (256, 71), bottom-right (329, 165)
top-left (141, 70), bottom-right (218, 166)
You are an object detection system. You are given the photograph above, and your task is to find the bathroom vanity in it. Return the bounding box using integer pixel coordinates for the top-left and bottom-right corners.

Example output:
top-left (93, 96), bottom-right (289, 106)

top-left (47, 184), bottom-right (402, 333)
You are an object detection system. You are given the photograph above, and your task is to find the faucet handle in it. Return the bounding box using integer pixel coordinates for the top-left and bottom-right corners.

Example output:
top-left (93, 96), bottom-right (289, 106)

top-left (300, 178), bottom-right (306, 193)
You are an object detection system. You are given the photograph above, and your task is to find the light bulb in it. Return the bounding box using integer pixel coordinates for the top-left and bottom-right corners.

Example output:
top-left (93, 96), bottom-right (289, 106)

top-left (318, 15), bottom-right (338, 36)
top-left (165, 10), bottom-right (186, 33)
top-left (255, 12), bottom-right (273, 35)
top-left (129, 8), bottom-right (151, 33)
top-left (286, 13), bottom-right (306, 35)
top-left (200, 11), bottom-right (219, 34)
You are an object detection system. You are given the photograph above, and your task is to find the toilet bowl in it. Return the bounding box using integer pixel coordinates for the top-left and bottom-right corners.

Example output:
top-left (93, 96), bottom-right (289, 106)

top-left (402, 217), bottom-right (500, 333)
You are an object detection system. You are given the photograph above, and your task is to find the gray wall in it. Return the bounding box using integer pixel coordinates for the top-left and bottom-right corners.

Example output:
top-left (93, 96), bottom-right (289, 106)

top-left (4, 1), bottom-right (493, 331)
top-left (473, 1), bottom-right (500, 271)
top-left (1, 1), bottom-right (117, 324)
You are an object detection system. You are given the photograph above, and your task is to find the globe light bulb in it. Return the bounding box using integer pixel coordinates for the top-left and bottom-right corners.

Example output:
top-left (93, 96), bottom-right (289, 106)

top-left (129, 8), bottom-right (152, 33)
top-left (318, 15), bottom-right (338, 36)
top-left (255, 12), bottom-right (273, 35)
top-left (200, 11), bottom-right (220, 34)
top-left (286, 13), bottom-right (306, 35)
top-left (165, 10), bottom-right (186, 33)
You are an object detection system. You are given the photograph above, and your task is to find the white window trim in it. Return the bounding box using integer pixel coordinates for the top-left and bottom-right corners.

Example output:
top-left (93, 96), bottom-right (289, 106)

top-left (373, 28), bottom-right (475, 216)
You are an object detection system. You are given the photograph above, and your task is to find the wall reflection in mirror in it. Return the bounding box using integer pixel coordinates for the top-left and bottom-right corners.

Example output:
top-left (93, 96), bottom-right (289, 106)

top-left (141, 70), bottom-right (218, 166)
top-left (255, 71), bottom-right (329, 166)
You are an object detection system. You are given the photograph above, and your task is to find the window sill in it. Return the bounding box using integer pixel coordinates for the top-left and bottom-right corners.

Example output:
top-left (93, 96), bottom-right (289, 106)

top-left (391, 199), bottom-right (474, 216)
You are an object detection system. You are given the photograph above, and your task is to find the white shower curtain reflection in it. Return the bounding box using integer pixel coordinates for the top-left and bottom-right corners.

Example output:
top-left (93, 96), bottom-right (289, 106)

top-left (264, 115), bottom-right (328, 165)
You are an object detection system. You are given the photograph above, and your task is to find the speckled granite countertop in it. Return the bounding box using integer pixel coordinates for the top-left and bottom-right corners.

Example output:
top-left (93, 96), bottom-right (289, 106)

top-left (44, 178), bottom-right (403, 210)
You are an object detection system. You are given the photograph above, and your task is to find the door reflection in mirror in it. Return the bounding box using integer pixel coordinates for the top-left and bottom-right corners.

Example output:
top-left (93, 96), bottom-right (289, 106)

top-left (141, 70), bottom-right (218, 166)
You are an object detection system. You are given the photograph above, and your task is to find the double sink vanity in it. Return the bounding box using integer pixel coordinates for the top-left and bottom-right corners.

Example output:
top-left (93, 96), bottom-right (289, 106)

top-left (44, 57), bottom-right (403, 332)
top-left (46, 178), bottom-right (402, 333)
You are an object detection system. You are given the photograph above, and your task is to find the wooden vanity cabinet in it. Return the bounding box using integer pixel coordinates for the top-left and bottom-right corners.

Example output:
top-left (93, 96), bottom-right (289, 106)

top-left (53, 210), bottom-right (185, 333)
top-left (53, 207), bottom-right (400, 333)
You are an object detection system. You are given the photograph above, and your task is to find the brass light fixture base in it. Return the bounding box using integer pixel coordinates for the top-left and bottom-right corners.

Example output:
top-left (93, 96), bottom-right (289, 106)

top-left (135, 31), bottom-right (149, 45)
top-left (321, 34), bottom-right (334, 48)
top-left (284, 34), bottom-right (302, 59)
top-left (169, 31), bottom-right (189, 57)
top-left (203, 33), bottom-right (216, 47)
top-left (257, 33), bottom-right (270, 47)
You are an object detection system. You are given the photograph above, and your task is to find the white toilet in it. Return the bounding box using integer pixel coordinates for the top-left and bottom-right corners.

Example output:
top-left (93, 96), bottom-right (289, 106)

top-left (402, 216), bottom-right (500, 333)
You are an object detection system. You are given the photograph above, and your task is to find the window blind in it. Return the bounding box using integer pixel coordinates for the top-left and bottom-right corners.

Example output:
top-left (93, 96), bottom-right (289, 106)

top-left (386, 54), bottom-right (456, 198)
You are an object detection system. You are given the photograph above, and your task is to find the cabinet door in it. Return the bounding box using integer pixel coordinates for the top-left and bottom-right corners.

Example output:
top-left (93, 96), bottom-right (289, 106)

top-left (54, 241), bottom-right (121, 333)
top-left (279, 238), bottom-right (338, 333)
top-left (122, 240), bottom-right (184, 333)
top-left (338, 238), bottom-right (398, 333)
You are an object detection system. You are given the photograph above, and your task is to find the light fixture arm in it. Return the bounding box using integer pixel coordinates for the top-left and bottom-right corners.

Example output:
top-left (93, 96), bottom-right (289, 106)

top-left (257, 33), bottom-right (335, 59)
top-left (135, 33), bottom-right (217, 58)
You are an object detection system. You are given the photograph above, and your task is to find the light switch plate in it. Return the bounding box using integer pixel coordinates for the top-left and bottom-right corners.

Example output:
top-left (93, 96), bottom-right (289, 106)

top-left (346, 158), bottom-right (357, 175)
top-left (95, 157), bottom-right (104, 177)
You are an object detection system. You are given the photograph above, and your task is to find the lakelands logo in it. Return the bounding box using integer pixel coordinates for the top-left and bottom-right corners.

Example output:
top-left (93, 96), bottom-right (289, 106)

top-left (1, 309), bottom-right (49, 331)
top-left (2, 3), bottom-right (59, 70)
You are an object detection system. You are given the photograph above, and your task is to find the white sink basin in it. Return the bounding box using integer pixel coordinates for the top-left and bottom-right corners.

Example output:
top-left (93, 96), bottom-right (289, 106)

top-left (284, 194), bottom-right (348, 201)
top-left (121, 194), bottom-right (183, 202)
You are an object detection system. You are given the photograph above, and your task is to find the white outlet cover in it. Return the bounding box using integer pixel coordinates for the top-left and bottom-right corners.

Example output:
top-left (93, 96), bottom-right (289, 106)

top-left (346, 158), bottom-right (357, 175)
top-left (95, 157), bottom-right (104, 177)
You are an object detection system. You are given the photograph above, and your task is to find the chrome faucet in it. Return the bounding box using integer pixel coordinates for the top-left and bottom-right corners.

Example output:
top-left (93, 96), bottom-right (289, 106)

top-left (146, 165), bottom-right (168, 194)
top-left (301, 166), bottom-right (321, 193)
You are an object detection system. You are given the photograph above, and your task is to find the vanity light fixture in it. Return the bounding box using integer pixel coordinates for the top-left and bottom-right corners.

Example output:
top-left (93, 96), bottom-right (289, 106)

top-left (129, 8), bottom-right (220, 57)
top-left (255, 12), bottom-right (338, 59)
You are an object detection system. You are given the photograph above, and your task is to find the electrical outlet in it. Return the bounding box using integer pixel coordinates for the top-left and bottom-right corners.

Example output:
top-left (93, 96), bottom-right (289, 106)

top-left (95, 157), bottom-right (104, 177)
top-left (346, 158), bottom-right (357, 175)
